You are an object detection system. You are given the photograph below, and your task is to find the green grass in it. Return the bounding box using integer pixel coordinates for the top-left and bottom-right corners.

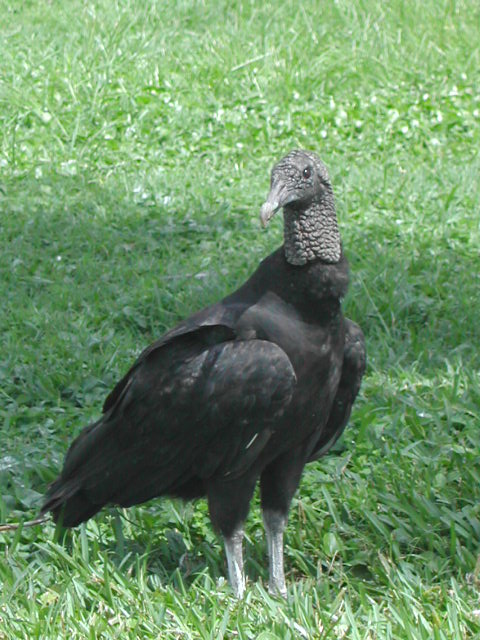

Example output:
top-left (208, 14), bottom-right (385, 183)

top-left (1, 0), bottom-right (480, 637)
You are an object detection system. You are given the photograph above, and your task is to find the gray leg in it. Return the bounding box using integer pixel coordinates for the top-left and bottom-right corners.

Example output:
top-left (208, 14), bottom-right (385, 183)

top-left (263, 509), bottom-right (287, 597)
top-left (223, 526), bottom-right (245, 598)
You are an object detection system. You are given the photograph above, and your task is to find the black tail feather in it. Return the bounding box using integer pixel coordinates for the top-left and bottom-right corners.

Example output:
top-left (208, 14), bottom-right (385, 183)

top-left (41, 477), bottom-right (102, 527)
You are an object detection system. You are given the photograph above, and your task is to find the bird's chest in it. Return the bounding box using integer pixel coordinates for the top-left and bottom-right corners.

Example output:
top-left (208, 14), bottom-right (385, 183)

top-left (236, 292), bottom-right (344, 417)
top-left (290, 320), bottom-right (343, 415)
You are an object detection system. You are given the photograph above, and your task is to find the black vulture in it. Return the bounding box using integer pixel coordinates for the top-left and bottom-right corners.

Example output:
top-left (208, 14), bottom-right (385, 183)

top-left (42, 150), bottom-right (366, 597)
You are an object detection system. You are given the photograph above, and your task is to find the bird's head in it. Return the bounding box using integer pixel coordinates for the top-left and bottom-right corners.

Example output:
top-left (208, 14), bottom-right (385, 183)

top-left (260, 150), bottom-right (332, 228)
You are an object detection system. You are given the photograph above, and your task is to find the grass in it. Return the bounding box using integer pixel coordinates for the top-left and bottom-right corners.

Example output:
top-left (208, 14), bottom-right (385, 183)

top-left (1, 0), bottom-right (480, 637)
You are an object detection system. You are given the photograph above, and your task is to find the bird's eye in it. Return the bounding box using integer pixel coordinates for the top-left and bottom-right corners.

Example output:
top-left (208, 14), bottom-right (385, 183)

top-left (302, 167), bottom-right (311, 179)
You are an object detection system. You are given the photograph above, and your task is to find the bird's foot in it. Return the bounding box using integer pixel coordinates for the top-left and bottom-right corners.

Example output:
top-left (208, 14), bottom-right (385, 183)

top-left (268, 579), bottom-right (287, 598)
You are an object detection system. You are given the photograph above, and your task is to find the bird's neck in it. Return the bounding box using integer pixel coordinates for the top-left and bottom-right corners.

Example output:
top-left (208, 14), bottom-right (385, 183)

top-left (283, 195), bottom-right (341, 266)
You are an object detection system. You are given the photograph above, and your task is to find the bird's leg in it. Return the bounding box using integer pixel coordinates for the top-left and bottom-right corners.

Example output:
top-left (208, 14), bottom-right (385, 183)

top-left (263, 509), bottom-right (287, 597)
top-left (207, 476), bottom-right (256, 598)
top-left (223, 525), bottom-right (245, 598)
top-left (261, 452), bottom-right (309, 598)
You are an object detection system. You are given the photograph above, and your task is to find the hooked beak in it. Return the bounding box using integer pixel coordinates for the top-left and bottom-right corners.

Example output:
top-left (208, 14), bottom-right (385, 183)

top-left (260, 181), bottom-right (289, 228)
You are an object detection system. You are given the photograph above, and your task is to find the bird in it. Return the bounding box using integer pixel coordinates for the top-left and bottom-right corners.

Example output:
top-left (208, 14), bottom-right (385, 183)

top-left (42, 149), bottom-right (366, 598)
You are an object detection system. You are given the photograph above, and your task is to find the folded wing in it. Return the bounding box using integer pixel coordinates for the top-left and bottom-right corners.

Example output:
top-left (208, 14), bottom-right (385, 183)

top-left (42, 324), bottom-right (296, 525)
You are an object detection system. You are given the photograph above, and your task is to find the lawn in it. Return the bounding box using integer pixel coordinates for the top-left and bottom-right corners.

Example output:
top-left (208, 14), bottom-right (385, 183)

top-left (1, 0), bottom-right (480, 637)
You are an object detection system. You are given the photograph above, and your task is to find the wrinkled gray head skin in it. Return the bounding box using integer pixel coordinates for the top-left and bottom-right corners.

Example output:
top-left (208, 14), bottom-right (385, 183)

top-left (260, 150), bottom-right (341, 266)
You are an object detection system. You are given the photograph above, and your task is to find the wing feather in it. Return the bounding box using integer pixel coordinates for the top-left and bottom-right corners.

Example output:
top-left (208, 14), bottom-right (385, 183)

top-left (46, 326), bottom-right (296, 513)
